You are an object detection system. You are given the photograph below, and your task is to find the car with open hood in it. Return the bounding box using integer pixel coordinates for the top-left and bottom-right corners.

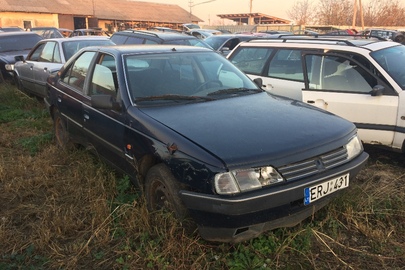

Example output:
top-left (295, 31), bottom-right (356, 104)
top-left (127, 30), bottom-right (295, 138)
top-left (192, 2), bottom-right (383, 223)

top-left (45, 44), bottom-right (368, 243)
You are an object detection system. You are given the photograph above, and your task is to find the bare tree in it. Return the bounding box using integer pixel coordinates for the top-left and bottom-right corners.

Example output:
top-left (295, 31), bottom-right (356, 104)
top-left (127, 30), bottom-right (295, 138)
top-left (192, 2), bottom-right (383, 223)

top-left (286, 0), bottom-right (315, 25)
top-left (315, 0), bottom-right (353, 25)
top-left (363, 0), bottom-right (405, 26)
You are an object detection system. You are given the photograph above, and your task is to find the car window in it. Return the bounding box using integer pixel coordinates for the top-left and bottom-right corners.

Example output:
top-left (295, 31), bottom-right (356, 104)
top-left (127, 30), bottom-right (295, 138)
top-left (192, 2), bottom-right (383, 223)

top-left (268, 49), bottom-right (304, 81)
top-left (125, 51), bottom-right (257, 101)
top-left (230, 47), bottom-right (273, 75)
top-left (110, 34), bottom-right (128, 44)
top-left (89, 54), bottom-right (118, 97)
top-left (144, 39), bottom-right (159, 44)
top-left (0, 34), bottom-right (42, 53)
top-left (61, 51), bottom-right (96, 91)
top-left (38, 41), bottom-right (56, 63)
top-left (371, 45), bottom-right (405, 89)
top-left (305, 55), bottom-right (376, 93)
top-left (28, 43), bottom-right (46, 61)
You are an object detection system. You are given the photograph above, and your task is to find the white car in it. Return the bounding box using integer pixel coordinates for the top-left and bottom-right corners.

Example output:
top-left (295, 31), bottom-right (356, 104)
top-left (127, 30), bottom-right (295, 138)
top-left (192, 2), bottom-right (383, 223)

top-left (227, 37), bottom-right (405, 152)
top-left (13, 36), bottom-right (114, 98)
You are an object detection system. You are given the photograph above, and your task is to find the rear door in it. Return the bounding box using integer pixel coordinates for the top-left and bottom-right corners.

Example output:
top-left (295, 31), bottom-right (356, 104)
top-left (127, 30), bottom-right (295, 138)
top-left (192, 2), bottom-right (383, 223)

top-left (54, 51), bottom-right (97, 145)
top-left (302, 53), bottom-right (399, 147)
top-left (228, 46), bottom-right (304, 100)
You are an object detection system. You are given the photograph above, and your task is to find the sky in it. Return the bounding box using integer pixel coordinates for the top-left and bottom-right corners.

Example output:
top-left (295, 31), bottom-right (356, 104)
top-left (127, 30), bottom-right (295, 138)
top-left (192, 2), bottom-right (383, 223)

top-left (138, 0), bottom-right (405, 26)
top-left (138, 0), bottom-right (296, 25)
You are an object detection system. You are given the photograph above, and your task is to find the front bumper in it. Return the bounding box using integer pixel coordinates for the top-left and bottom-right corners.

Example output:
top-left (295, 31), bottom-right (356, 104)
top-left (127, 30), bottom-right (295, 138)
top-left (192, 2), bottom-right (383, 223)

top-left (179, 151), bottom-right (368, 243)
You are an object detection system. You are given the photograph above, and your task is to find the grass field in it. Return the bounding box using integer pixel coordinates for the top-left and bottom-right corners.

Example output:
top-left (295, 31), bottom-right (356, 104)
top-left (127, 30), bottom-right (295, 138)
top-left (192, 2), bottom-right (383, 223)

top-left (1, 83), bottom-right (404, 269)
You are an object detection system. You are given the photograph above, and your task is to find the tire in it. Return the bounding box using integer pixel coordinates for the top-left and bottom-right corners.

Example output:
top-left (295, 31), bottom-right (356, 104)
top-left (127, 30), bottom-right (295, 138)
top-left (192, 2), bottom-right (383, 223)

top-left (145, 163), bottom-right (188, 219)
top-left (394, 33), bottom-right (405, 44)
top-left (53, 109), bottom-right (74, 150)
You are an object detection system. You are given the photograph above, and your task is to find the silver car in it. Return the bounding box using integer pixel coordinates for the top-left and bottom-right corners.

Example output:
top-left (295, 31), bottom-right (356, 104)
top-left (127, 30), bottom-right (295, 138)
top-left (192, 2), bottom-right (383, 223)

top-left (13, 36), bottom-right (115, 98)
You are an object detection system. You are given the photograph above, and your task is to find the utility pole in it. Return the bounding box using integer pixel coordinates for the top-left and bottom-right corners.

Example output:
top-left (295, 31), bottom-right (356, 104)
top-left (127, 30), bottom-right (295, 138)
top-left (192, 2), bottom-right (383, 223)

top-left (352, 0), bottom-right (364, 30)
top-left (249, 0), bottom-right (254, 25)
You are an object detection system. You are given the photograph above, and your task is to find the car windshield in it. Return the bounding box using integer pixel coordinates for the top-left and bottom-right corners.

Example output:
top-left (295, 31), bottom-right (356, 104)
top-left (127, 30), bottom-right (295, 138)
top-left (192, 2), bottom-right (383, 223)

top-left (204, 36), bottom-right (231, 50)
top-left (162, 38), bottom-right (212, 49)
top-left (124, 51), bottom-right (260, 104)
top-left (371, 45), bottom-right (405, 89)
top-left (0, 34), bottom-right (42, 52)
top-left (62, 39), bottom-right (114, 60)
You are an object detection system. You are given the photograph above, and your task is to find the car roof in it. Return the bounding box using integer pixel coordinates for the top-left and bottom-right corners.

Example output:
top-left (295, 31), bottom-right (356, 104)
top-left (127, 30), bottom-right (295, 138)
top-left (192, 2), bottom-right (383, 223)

top-left (114, 30), bottom-right (195, 40)
top-left (78, 44), bottom-right (213, 55)
top-left (241, 36), bottom-right (398, 52)
top-left (0, 31), bottom-right (41, 37)
top-left (38, 36), bottom-right (112, 43)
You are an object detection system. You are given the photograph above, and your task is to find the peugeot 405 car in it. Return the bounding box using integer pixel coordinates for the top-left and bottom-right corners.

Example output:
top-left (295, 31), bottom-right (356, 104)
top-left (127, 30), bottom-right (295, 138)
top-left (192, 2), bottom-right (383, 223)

top-left (45, 45), bottom-right (368, 243)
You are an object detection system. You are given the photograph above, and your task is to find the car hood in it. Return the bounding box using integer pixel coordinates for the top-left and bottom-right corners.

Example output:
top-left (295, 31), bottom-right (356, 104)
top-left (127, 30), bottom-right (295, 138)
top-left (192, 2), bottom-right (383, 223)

top-left (0, 50), bottom-right (30, 64)
top-left (139, 92), bottom-right (356, 169)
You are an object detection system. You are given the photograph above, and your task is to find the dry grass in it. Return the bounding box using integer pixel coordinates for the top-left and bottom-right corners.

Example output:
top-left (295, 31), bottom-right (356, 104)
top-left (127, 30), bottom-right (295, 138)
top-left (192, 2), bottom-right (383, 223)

top-left (0, 83), bottom-right (404, 269)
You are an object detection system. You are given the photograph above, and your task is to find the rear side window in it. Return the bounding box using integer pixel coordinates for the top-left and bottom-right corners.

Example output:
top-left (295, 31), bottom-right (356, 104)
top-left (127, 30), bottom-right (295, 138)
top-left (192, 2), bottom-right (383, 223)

top-left (111, 34), bottom-right (128, 44)
top-left (229, 47), bottom-right (273, 74)
top-left (267, 49), bottom-right (304, 82)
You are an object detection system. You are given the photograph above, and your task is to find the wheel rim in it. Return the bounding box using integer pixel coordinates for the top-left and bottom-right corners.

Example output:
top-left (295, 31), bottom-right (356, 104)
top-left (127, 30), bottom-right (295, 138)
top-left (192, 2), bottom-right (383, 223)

top-left (150, 181), bottom-right (170, 211)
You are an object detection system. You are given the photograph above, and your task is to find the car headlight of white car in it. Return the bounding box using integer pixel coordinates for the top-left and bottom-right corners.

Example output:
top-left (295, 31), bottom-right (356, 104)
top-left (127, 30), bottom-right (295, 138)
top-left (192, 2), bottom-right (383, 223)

top-left (345, 135), bottom-right (363, 160)
top-left (215, 166), bottom-right (284, 195)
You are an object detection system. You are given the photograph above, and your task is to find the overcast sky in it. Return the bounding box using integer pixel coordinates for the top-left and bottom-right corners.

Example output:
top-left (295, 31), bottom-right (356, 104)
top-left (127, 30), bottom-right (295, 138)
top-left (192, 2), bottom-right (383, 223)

top-left (138, 0), bottom-right (405, 25)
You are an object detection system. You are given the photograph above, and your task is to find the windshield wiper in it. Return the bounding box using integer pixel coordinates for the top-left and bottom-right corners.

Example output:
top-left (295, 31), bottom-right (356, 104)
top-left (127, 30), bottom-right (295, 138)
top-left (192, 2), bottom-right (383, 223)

top-left (135, 94), bottom-right (214, 102)
top-left (207, 88), bottom-right (262, 96)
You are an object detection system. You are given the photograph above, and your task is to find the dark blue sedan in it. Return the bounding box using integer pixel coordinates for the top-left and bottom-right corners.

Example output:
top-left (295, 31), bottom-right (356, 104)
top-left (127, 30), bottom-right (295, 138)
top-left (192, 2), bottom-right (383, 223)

top-left (46, 45), bottom-right (368, 243)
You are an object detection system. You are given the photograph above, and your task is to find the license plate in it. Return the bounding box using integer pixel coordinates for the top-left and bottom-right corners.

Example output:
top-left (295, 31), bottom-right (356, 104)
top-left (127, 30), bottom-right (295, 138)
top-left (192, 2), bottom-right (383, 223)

top-left (304, 173), bottom-right (349, 205)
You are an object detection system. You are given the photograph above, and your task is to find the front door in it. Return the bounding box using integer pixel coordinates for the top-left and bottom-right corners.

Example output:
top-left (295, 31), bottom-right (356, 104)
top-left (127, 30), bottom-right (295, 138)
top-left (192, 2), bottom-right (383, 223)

top-left (302, 53), bottom-right (399, 147)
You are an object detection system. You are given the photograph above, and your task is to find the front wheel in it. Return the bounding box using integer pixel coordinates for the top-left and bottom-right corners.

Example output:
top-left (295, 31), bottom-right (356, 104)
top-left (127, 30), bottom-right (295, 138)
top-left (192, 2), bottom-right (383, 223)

top-left (145, 164), bottom-right (188, 219)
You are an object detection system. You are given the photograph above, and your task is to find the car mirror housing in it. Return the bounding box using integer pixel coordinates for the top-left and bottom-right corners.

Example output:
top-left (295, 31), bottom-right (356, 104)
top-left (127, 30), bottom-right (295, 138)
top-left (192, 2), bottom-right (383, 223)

top-left (370, 85), bottom-right (384, 96)
top-left (253, 77), bottom-right (263, 88)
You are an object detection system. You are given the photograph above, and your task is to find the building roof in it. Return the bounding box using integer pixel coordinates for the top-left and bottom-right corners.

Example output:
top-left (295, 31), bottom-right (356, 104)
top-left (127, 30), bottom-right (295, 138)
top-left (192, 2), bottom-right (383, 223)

top-left (0, 0), bottom-right (202, 23)
top-left (217, 13), bottom-right (291, 25)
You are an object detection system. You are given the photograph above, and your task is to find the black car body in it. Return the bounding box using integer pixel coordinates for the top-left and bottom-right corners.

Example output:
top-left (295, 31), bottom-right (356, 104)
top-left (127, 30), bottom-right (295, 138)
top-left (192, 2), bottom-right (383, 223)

top-left (204, 34), bottom-right (271, 56)
top-left (46, 45), bottom-right (368, 243)
top-left (110, 30), bottom-right (212, 49)
top-left (30, 27), bottom-right (73, 38)
top-left (0, 32), bottom-right (43, 80)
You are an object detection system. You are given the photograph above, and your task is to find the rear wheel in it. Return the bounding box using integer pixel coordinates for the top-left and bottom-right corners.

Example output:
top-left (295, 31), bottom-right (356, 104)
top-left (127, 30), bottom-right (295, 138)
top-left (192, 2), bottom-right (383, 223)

top-left (53, 109), bottom-right (74, 150)
top-left (145, 163), bottom-right (187, 219)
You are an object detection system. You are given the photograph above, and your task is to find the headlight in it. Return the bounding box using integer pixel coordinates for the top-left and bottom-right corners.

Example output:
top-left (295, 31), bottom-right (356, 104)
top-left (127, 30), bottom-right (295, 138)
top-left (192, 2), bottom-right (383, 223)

top-left (5, 64), bottom-right (14, 71)
top-left (215, 166), bottom-right (285, 195)
top-left (345, 135), bottom-right (363, 160)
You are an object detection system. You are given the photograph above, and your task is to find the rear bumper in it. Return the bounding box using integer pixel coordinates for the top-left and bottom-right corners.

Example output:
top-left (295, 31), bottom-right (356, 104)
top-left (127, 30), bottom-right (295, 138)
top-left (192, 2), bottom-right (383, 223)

top-left (179, 151), bottom-right (368, 243)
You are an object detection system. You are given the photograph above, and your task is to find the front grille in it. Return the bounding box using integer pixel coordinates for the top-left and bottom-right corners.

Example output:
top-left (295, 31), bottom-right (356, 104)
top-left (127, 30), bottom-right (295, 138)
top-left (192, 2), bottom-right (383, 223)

top-left (277, 146), bottom-right (348, 181)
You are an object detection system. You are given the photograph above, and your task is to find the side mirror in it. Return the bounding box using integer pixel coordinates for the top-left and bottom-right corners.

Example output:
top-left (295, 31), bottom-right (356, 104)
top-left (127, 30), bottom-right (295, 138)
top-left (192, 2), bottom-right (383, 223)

top-left (253, 77), bottom-right (263, 88)
top-left (91, 94), bottom-right (121, 111)
top-left (14, 55), bottom-right (24, 62)
top-left (370, 85), bottom-right (384, 96)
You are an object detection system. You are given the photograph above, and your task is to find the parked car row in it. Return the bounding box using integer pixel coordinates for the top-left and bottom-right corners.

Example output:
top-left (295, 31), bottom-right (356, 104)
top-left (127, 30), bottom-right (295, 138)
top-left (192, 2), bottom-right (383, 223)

top-left (1, 27), bottom-right (375, 243)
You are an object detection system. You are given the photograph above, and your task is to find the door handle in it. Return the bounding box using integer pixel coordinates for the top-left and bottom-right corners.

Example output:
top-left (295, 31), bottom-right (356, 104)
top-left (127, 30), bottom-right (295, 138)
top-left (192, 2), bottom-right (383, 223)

top-left (307, 100), bottom-right (315, 104)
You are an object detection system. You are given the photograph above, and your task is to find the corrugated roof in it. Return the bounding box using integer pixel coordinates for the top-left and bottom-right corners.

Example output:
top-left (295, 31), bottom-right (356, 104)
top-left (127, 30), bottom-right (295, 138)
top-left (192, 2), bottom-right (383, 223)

top-left (0, 0), bottom-right (202, 23)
